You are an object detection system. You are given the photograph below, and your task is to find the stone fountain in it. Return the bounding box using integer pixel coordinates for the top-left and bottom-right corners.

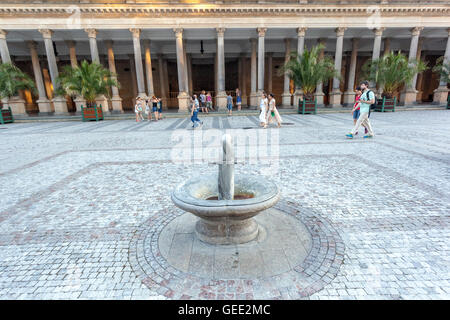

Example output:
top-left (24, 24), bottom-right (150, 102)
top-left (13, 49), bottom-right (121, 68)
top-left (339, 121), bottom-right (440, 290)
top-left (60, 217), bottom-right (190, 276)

top-left (171, 134), bottom-right (280, 244)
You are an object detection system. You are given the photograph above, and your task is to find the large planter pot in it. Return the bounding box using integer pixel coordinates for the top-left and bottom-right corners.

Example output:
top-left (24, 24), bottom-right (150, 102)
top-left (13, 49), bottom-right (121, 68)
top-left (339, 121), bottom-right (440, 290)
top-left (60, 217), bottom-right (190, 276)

top-left (374, 96), bottom-right (396, 112)
top-left (0, 107), bottom-right (14, 124)
top-left (81, 105), bottom-right (104, 122)
top-left (298, 98), bottom-right (317, 115)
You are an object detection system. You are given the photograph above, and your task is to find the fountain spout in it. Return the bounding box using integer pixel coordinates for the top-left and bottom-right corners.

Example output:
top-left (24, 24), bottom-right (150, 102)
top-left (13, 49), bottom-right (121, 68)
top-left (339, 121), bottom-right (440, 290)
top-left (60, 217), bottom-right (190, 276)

top-left (218, 134), bottom-right (234, 200)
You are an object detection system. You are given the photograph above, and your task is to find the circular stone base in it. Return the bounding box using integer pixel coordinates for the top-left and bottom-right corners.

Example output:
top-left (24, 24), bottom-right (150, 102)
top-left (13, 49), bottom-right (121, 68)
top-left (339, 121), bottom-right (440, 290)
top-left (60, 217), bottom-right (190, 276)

top-left (195, 217), bottom-right (259, 245)
top-left (130, 200), bottom-right (345, 299)
top-left (158, 208), bottom-right (312, 279)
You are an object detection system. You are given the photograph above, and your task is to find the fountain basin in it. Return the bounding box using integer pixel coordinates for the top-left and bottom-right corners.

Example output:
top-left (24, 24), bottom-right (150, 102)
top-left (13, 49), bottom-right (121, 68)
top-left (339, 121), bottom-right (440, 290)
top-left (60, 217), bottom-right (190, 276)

top-left (171, 174), bottom-right (280, 244)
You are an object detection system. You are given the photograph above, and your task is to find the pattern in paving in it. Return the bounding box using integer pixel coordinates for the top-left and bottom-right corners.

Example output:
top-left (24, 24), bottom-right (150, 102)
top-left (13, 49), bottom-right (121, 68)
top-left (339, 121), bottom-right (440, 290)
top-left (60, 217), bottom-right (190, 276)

top-left (0, 110), bottom-right (449, 299)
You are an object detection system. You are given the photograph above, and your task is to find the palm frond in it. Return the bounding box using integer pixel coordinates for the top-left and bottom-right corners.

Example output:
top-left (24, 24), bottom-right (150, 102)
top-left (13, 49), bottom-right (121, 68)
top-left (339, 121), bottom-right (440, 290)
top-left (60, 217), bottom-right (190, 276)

top-left (0, 63), bottom-right (36, 100)
top-left (56, 60), bottom-right (120, 106)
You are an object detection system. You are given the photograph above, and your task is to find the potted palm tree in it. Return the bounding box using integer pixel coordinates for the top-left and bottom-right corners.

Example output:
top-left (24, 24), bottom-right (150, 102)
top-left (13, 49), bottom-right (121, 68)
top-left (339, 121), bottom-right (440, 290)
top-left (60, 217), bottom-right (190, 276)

top-left (362, 51), bottom-right (427, 112)
top-left (0, 63), bottom-right (36, 123)
top-left (57, 60), bottom-right (119, 121)
top-left (432, 56), bottom-right (450, 109)
top-left (280, 44), bottom-right (337, 114)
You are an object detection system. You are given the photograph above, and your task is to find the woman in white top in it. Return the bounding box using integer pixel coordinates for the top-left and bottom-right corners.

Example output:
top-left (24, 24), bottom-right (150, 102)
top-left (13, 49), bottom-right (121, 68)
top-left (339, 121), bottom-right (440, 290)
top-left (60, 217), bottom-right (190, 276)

top-left (259, 92), bottom-right (269, 128)
top-left (135, 97), bottom-right (144, 122)
top-left (267, 93), bottom-right (282, 128)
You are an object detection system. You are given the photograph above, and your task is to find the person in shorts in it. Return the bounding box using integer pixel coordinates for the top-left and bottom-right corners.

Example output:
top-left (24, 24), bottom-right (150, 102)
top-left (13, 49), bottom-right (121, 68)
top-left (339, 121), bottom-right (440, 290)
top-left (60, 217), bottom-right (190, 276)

top-left (236, 88), bottom-right (242, 111)
top-left (157, 98), bottom-right (163, 120)
top-left (135, 97), bottom-right (144, 122)
top-left (226, 92), bottom-right (233, 116)
top-left (199, 90), bottom-right (208, 113)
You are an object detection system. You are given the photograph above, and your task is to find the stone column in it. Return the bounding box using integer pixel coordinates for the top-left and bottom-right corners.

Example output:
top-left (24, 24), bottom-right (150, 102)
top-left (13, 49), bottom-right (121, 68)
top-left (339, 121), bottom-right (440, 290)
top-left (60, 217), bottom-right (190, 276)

top-left (143, 39), bottom-right (154, 97)
top-left (343, 38), bottom-right (359, 106)
top-left (0, 30), bottom-right (26, 114)
top-left (383, 37), bottom-right (391, 56)
top-left (187, 54), bottom-right (193, 95)
top-left (85, 29), bottom-right (99, 63)
top-left (329, 27), bottom-right (346, 107)
top-left (216, 27), bottom-right (227, 110)
top-left (294, 27), bottom-right (307, 106)
top-left (66, 41), bottom-right (86, 112)
top-left (315, 39), bottom-right (326, 106)
top-left (240, 54), bottom-right (247, 106)
top-left (281, 38), bottom-right (292, 107)
top-left (415, 38), bottom-right (424, 102)
top-left (0, 30), bottom-right (11, 63)
top-left (433, 28), bottom-right (450, 105)
top-left (86, 29), bottom-right (109, 111)
top-left (400, 27), bottom-right (423, 106)
top-left (105, 40), bottom-right (123, 113)
top-left (267, 52), bottom-right (273, 93)
top-left (257, 27), bottom-right (267, 94)
top-left (27, 41), bottom-right (52, 114)
top-left (249, 38), bottom-right (258, 107)
top-left (173, 28), bottom-right (189, 112)
top-left (370, 27), bottom-right (385, 89)
top-left (158, 54), bottom-right (168, 103)
top-left (39, 29), bottom-right (68, 114)
top-left (214, 47), bottom-right (218, 98)
top-left (129, 54), bottom-right (138, 98)
top-left (130, 28), bottom-right (147, 99)
top-left (183, 39), bottom-right (190, 95)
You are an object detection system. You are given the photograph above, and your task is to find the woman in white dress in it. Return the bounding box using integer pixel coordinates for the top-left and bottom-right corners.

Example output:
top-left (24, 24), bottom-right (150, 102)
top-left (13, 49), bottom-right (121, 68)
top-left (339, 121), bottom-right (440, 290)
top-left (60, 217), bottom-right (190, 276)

top-left (259, 92), bottom-right (269, 128)
top-left (267, 93), bottom-right (282, 128)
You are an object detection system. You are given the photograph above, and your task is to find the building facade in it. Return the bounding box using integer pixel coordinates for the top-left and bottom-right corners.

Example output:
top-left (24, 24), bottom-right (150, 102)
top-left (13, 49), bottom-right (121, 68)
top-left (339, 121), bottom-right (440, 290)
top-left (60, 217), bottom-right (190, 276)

top-left (0, 0), bottom-right (449, 115)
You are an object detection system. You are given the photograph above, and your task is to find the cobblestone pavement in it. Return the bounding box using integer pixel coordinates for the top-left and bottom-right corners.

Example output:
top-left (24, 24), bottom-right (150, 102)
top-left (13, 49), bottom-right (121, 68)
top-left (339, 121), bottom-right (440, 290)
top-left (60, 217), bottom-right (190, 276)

top-left (0, 110), bottom-right (449, 300)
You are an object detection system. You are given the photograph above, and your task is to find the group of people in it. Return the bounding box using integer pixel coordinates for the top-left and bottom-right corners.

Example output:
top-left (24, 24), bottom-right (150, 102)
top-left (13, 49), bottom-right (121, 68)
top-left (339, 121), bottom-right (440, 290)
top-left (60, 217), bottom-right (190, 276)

top-left (134, 96), bottom-right (164, 122)
top-left (347, 80), bottom-right (375, 138)
top-left (258, 91), bottom-right (282, 128)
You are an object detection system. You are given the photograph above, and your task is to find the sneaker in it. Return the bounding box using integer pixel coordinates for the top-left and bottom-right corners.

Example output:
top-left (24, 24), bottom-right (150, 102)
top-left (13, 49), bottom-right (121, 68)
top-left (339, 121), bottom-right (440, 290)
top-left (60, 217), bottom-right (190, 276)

top-left (363, 135), bottom-right (373, 139)
top-left (345, 133), bottom-right (353, 139)
top-left (354, 131), bottom-right (358, 135)
top-left (364, 128), bottom-right (368, 134)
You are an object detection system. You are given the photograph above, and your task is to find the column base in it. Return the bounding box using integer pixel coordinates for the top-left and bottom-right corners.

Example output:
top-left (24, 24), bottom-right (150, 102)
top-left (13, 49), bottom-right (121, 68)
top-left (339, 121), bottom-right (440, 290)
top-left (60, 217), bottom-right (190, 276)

top-left (96, 95), bottom-right (110, 113)
top-left (74, 96), bottom-right (86, 113)
top-left (432, 86), bottom-right (449, 106)
top-left (315, 92), bottom-right (325, 106)
top-left (177, 92), bottom-right (190, 113)
top-left (216, 91), bottom-right (228, 111)
top-left (249, 92), bottom-right (259, 109)
top-left (399, 89), bottom-right (418, 106)
top-left (111, 96), bottom-right (124, 113)
top-left (52, 96), bottom-right (69, 114)
top-left (8, 97), bottom-right (27, 115)
top-left (329, 90), bottom-right (342, 107)
top-left (241, 95), bottom-right (248, 107)
top-left (343, 91), bottom-right (356, 106)
top-left (36, 98), bottom-right (52, 113)
top-left (281, 92), bottom-right (292, 107)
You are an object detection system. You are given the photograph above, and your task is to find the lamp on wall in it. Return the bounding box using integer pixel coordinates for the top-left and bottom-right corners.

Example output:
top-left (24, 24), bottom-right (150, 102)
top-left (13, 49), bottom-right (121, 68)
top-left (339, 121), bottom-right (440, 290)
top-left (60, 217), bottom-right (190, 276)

top-left (200, 40), bottom-right (204, 55)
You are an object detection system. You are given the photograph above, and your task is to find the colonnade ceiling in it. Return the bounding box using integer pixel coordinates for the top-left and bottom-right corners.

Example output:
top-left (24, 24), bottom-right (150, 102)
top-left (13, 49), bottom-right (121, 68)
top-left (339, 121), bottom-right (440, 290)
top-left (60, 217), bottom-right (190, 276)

top-left (4, 26), bottom-right (449, 61)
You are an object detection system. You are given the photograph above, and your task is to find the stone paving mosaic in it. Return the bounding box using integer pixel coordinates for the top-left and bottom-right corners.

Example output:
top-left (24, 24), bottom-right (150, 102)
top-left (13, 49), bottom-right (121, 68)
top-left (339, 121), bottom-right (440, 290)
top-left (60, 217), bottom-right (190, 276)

top-left (0, 110), bottom-right (449, 299)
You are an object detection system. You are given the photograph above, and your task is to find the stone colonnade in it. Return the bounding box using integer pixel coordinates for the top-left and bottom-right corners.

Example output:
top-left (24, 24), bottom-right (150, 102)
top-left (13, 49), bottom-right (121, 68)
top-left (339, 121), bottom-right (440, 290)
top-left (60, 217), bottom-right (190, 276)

top-left (0, 26), bottom-right (449, 115)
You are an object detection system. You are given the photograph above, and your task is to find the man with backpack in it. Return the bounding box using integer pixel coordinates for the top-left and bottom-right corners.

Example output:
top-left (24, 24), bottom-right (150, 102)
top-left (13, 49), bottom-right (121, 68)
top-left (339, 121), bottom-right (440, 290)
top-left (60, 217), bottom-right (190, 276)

top-left (346, 80), bottom-right (375, 139)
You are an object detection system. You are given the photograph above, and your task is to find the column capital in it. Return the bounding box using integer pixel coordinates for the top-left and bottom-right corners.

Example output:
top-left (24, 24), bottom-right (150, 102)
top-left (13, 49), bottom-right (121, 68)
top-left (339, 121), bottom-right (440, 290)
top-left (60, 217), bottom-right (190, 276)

top-left (411, 27), bottom-right (424, 36)
top-left (65, 40), bottom-right (76, 47)
top-left (173, 28), bottom-right (183, 38)
top-left (26, 40), bottom-right (37, 50)
top-left (297, 27), bottom-right (307, 37)
top-left (216, 27), bottom-right (226, 37)
top-left (104, 40), bottom-right (113, 48)
top-left (257, 27), bottom-right (267, 37)
top-left (143, 39), bottom-right (151, 47)
top-left (130, 28), bottom-right (141, 38)
top-left (373, 27), bottom-right (386, 36)
top-left (85, 28), bottom-right (97, 39)
top-left (0, 30), bottom-right (7, 39)
top-left (38, 29), bottom-right (53, 39)
top-left (335, 27), bottom-right (347, 37)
